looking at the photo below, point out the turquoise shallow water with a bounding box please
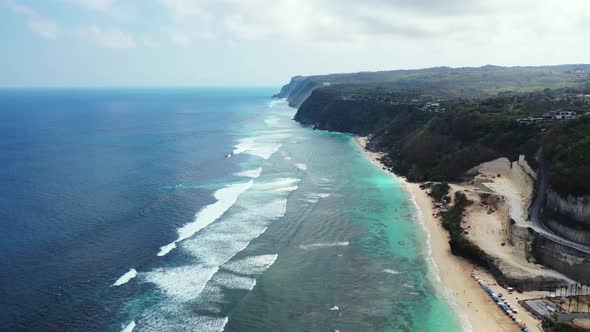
[216,102,464,331]
[0,88,462,331]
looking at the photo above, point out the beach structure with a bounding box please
[521,283,590,330]
[471,274,530,331]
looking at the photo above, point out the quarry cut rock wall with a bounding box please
[531,233,590,285]
[547,190,590,226]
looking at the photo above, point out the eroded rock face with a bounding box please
[489,257,568,291]
[532,234,590,285]
[547,190,590,226]
[510,156,536,221]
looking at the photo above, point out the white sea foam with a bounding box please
[157,242,176,257]
[112,268,138,287]
[274,186,299,193]
[121,321,136,332]
[254,177,300,191]
[199,316,228,332]
[223,254,279,275]
[383,269,401,275]
[140,175,292,328]
[295,163,307,171]
[204,316,229,332]
[148,199,286,302]
[137,312,228,332]
[233,133,290,160]
[216,272,257,290]
[304,192,331,203]
[299,241,349,250]
[284,156,292,160]
[234,167,262,178]
[267,98,287,108]
[264,116,281,127]
[157,180,253,257]
[145,265,220,302]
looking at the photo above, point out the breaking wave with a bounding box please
[232,133,291,160]
[131,173,295,330]
[295,163,307,171]
[234,167,262,178]
[121,321,136,332]
[222,254,279,275]
[299,242,349,250]
[112,269,137,287]
[264,116,281,127]
[157,180,253,257]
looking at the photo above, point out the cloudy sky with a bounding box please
[2,0,589,86]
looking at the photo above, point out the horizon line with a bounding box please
[0,85,280,89]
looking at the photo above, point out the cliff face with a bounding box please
[274,76,323,108]
[540,189,590,246]
[276,64,590,186]
[291,86,541,182]
[547,190,590,224]
[273,76,305,99]
[293,88,411,135]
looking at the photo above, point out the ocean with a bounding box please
[0,88,462,331]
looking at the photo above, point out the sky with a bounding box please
[1,0,590,87]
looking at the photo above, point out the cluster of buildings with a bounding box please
[419,101,446,113]
[554,93,590,105]
[517,110,579,124]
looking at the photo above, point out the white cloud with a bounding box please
[142,38,160,48]
[2,0,58,39]
[167,29,192,47]
[26,16,58,39]
[77,24,136,48]
[158,0,217,46]
[60,0,136,20]
[154,0,590,52]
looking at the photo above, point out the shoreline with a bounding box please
[353,136,540,332]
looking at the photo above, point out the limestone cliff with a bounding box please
[547,190,590,226]
[273,76,324,108]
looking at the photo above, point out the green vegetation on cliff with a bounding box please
[440,192,490,265]
[544,116,590,196]
[376,107,541,181]
[280,64,590,107]
[284,65,590,196]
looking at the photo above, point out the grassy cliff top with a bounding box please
[280,64,590,102]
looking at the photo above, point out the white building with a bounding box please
[554,110,577,119]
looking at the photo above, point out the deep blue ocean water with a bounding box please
[0,88,463,331]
